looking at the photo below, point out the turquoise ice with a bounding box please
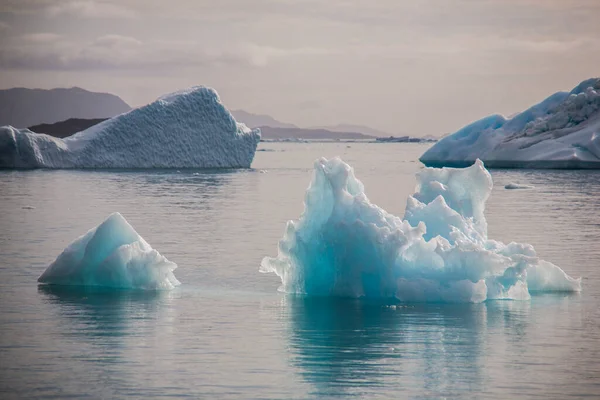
[260,158,581,302]
[38,213,180,290]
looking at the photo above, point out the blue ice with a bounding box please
[420,78,600,168]
[260,158,581,302]
[38,213,180,290]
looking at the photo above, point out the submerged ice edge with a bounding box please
[260,157,581,303]
[38,212,180,290]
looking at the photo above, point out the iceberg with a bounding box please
[260,158,581,302]
[0,86,260,169]
[38,212,180,290]
[420,78,600,169]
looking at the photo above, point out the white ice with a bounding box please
[420,78,600,169]
[260,158,581,302]
[0,86,260,169]
[38,213,180,290]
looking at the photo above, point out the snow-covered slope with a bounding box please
[260,158,580,302]
[0,86,260,169]
[420,78,600,169]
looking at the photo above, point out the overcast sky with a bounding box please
[0,0,598,136]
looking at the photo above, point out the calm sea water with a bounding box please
[1,142,599,399]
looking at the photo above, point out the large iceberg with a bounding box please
[420,78,600,169]
[38,213,180,290]
[260,158,581,302]
[0,86,260,169]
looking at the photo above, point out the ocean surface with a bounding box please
[1,142,599,399]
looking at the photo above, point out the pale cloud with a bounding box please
[0,21,10,31]
[20,33,63,43]
[91,34,142,48]
[230,44,333,67]
[0,0,135,17]
[0,0,599,135]
[0,33,330,71]
[318,34,598,61]
[0,28,594,74]
[45,1,136,19]
[414,35,599,56]
[489,37,597,53]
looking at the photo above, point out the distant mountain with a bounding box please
[312,123,393,138]
[232,110,393,138]
[231,110,297,129]
[0,87,131,128]
[421,134,439,141]
[29,118,108,138]
[258,126,373,140]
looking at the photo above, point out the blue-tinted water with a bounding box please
[1,142,599,399]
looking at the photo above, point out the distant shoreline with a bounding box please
[28,117,436,143]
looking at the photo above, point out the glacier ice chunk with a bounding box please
[260,158,581,302]
[420,77,600,169]
[0,86,260,169]
[38,213,180,290]
[504,182,534,190]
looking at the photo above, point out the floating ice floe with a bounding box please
[504,183,534,190]
[260,158,581,302]
[0,86,260,169]
[38,213,180,290]
[420,78,600,169]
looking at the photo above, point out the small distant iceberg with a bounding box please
[260,158,581,302]
[38,213,180,290]
[420,78,600,169]
[0,86,260,169]
[505,183,534,190]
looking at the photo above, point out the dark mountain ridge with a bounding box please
[28,118,108,138]
[0,87,131,128]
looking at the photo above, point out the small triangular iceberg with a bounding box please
[38,213,180,290]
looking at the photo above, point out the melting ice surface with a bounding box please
[260,158,581,302]
[0,86,260,169]
[38,213,180,290]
